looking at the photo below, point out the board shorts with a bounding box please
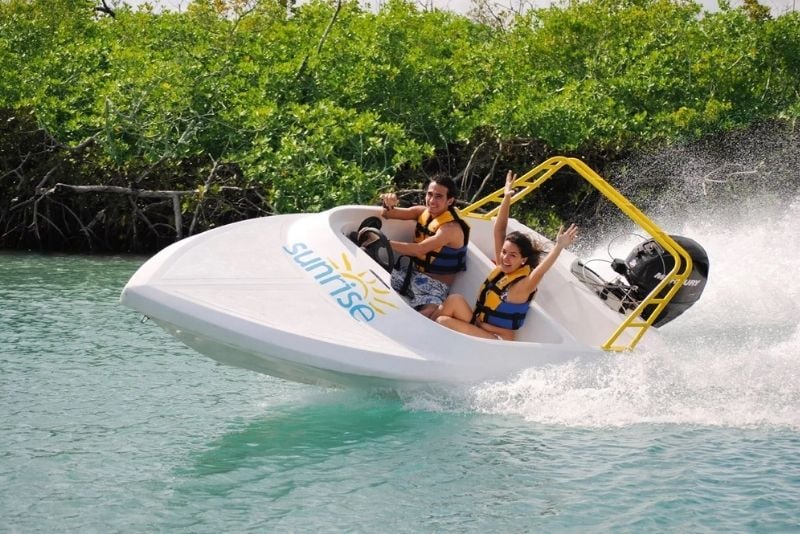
[390,267,450,309]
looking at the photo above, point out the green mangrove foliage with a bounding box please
[0,0,797,251]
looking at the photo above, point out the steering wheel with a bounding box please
[357,227,394,273]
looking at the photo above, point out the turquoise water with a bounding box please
[3,191,800,531]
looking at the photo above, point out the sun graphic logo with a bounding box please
[283,242,398,322]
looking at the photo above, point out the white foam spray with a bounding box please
[414,128,800,429]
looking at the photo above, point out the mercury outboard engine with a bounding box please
[595,235,709,327]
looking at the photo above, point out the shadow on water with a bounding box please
[167,390,564,527]
[178,392,444,478]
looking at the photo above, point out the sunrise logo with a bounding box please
[282,242,398,322]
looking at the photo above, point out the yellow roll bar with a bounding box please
[460,156,694,351]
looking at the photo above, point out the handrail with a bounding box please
[460,156,694,351]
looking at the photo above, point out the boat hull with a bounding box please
[121,206,647,388]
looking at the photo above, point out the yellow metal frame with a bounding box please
[460,156,694,351]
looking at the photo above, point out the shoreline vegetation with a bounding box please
[1,0,798,253]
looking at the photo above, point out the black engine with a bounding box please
[590,235,710,327]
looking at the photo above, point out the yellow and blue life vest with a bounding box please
[413,208,470,275]
[472,265,535,330]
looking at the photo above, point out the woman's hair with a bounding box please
[506,231,545,267]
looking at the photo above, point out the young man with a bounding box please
[379,175,470,318]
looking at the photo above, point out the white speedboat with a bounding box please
[120,157,709,388]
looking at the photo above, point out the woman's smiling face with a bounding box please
[499,240,526,273]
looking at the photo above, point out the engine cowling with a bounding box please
[610,235,709,327]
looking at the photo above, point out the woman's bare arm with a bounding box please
[511,224,579,299]
[493,170,516,263]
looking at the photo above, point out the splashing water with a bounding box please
[423,131,800,429]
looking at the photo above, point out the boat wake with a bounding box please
[403,141,800,430]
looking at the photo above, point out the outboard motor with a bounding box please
[595,235,709,327]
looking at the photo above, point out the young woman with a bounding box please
[433,170,578,341]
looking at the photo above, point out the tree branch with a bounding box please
[94,0,116,18]
[294,0,342,83]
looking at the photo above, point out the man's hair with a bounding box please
[429,174,459,200]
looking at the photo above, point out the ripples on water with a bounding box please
[2,156,800,531]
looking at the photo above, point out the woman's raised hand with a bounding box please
[504,170,517,198]
[555,223,579,248]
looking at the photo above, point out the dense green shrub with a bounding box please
[1,0,797,250]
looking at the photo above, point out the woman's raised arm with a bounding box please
[493,170,516,263]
